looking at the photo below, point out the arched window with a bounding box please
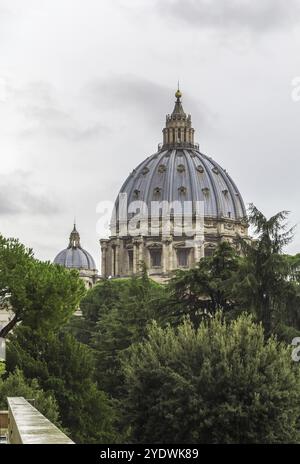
[128,250,133,271]
[150,249,162,267]
[177,248,189,267]
[205,246,216,257]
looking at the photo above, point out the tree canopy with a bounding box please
[0,234,85,338]
[7,326,118,444]
[122,314,300,444]
[79,273,165,396]
[1,204,300,444]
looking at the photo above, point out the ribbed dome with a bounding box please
[54,224,96,270]
[54,247,96,270]
[101,89,248,280]
[114,148,246,221]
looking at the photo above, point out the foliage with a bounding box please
[234,204,300,335]
[79,274,166,396]
[6,326,118,444]
[122,313,300,444]
[0,234,85,337]
[0,362,5,377]
[0,367,60,425]
[284,253,300,282]
[165,242,240,326]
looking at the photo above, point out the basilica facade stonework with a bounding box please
[100,89,248,280]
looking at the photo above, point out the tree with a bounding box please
[79,275,165,397]
[164,242,240,326]
[284,253,300,282]
[122,313,300,444]
[6,326,118,444]
[0,367,60,425]
[0,234,85,338]
[235,204,300,336]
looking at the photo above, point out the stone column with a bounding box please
[111,244,115,277]
[194,234,204,264]
[162,237,171,274]
[115,240,120,276]
[138,240,144,267]
[180,127,184,143]
[132,239,140,274]
[168,238,174,272]
[133,237,143,274]
[100,239,108,277]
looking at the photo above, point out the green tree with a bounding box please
[6,326,118,444]
[0,235,85,338]
[284,253,300,282]
[235,204,300,336]
[122,313,300,444]
[164,242,240,326]
[0,368,60,425]
[79,275,165,396]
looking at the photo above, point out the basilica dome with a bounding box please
[101,89,248,280]
[113,89,245,223]
[54,224,96,271]
[115,148,246,221]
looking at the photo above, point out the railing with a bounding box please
[6,397,74,444]
[158,142,199,151]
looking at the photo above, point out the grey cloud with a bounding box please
[14,81,107,141]
[0,170,60,216]
[156,0,300,34]
[0,5,13,25]
[85,74,214,131]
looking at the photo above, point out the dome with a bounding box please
[114,147,246,221]
[101,88,248,280]
[113,88,246,224]
[54,247,96,270]
[54,224,96,271]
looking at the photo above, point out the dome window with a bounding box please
[153,187,162,199]
[196,165,204,173]
[133,189,140,199]
[177,164,185,173]
[202,187,209,195]
[142,167,149,175]
[212,167,219,174]
[130,169,137,178]
[222,189,228,196]
[178,186,187,195]
[158,164,166,173]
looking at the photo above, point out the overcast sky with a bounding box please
[0,0,300,268]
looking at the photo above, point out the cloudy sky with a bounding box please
[0,0,300,267]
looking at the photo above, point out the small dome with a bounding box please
[54,247,96,270]
[54,224,96,271]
